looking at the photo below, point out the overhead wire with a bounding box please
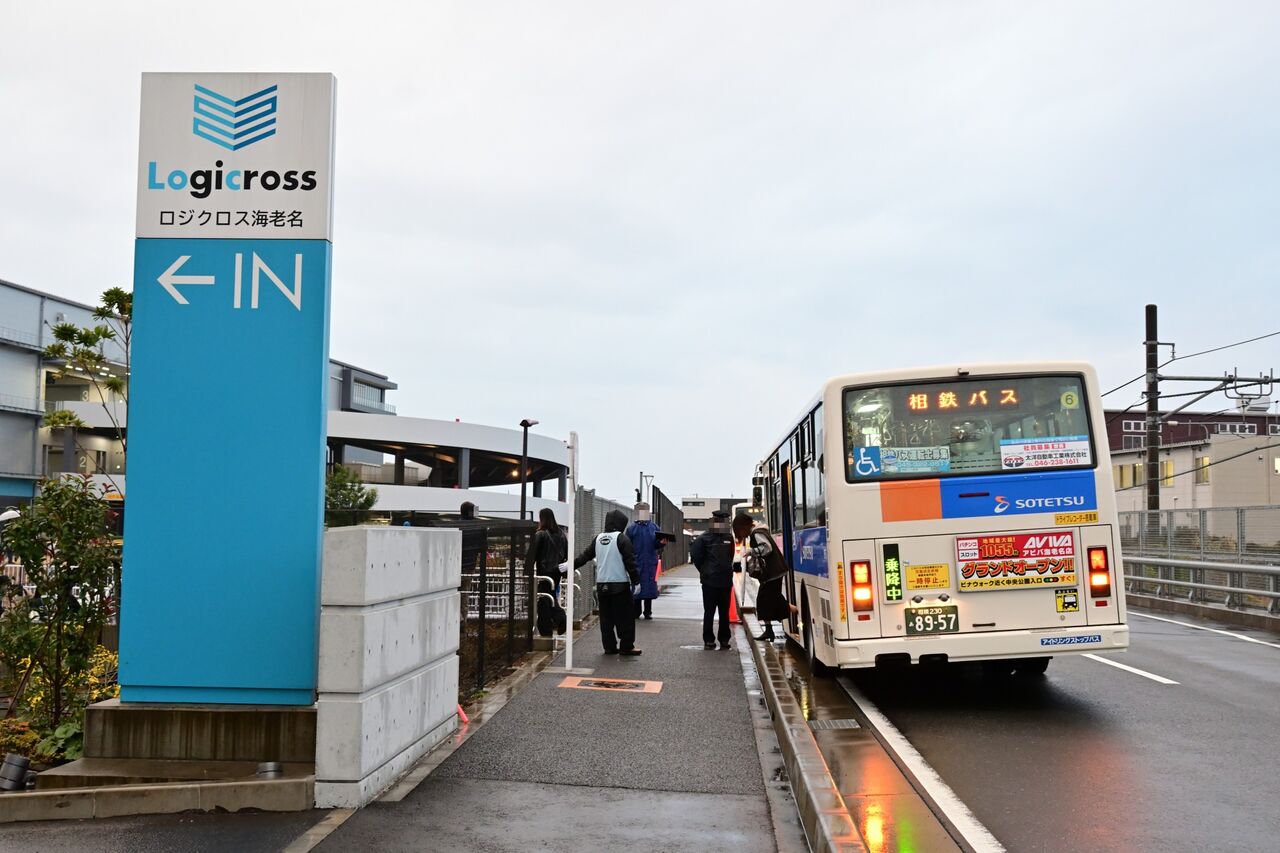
[1100,328,1280,398]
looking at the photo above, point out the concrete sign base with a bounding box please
[315,527,461,809]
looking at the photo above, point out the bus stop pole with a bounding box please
[565,431,579,671]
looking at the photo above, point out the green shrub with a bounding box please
[0,718,41,759]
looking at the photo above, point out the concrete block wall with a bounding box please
[315,526,461,809]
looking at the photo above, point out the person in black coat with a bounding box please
[526,508,568,636]
[733,513,794,642]
[690,510,737,650]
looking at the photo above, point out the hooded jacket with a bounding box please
[574,509,638,586]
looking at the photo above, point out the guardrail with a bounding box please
[1123,555,1280,614]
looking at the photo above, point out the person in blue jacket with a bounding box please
[626,502,665,620]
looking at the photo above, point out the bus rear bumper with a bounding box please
[830,624,1130,668]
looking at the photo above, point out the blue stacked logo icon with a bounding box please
[192,84,278,151]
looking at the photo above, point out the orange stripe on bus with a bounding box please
[880,480,942,522]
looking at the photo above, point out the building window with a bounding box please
[1134,463,1146,487]
[1194,457,1210,485]
[1115,465,1132,489]
[682,500,704,507]
[1216,422,1258,435]
[1122,435,1146,450]
[352,382,383,408]
[1122,420,1143,433]
[1269,424,1280,436]
[1160,460,1175,488]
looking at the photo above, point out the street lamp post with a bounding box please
[519,419,539,522]
[1167,420,1212,444]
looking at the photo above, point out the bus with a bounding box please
[757,362,1129,675]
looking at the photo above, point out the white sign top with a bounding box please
[137,73,335,241]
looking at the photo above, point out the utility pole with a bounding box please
[1145,304,1161,533]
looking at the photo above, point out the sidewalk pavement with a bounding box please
[317,565,783,853]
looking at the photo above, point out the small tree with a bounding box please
[42,288,131,488]
[1,477,118,728]
[326,465,378,511]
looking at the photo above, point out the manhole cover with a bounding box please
[808,719,861,731]
[558,676,662,694]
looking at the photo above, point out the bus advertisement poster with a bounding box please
[956,531,1078,592]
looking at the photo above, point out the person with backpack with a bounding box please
[691,510,737,650]
[526,508,569,637]
[574,509,641,655]
[732,513,795,642]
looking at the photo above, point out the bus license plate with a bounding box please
[905,605,959,636]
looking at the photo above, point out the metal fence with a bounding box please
[1119,507,1280,563]
[651,485,689,568]
[1120,508,1280,613]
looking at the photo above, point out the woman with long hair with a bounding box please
[527,508,569,636]
[732,513,795,642]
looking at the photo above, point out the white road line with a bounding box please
[840,677,1005,853]
[1082,653,1179,685]
[280,808,355,853]
[1131,611,1280,651]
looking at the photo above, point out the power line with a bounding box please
[1102,375,1144,398]
[1168,329,1280,364]
[1101,328,1279,398]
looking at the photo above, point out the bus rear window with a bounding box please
[843,375,1094,481]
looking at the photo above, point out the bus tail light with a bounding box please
[851,560,874,611]
[1087,547,1112,598]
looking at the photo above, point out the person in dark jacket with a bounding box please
[691,510,737,650]
[526,508,568,637]
[733,513,794,642]
[626,502,664,620]
[574,509,641,655]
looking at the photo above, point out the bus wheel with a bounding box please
[1015,657,1051,676]
[802,595,832,678]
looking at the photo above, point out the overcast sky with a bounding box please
[3,2,1278,504]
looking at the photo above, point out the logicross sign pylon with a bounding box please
[120,73,335,704]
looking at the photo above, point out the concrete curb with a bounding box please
[1128,594,1280,632]
[0,776,313,824]
[744,616,868,853]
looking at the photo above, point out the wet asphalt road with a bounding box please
[834,610,1280,853]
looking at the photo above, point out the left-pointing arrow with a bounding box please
[157,256,216,305]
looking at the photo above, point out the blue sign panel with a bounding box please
[119,238,331,704]
[939,471,1097,520]
[793,526,829,577]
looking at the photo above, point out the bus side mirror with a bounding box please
[752,485,763,506]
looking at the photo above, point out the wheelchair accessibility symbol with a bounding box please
[852,447,882,478]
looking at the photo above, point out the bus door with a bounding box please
[780,462,799,634]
